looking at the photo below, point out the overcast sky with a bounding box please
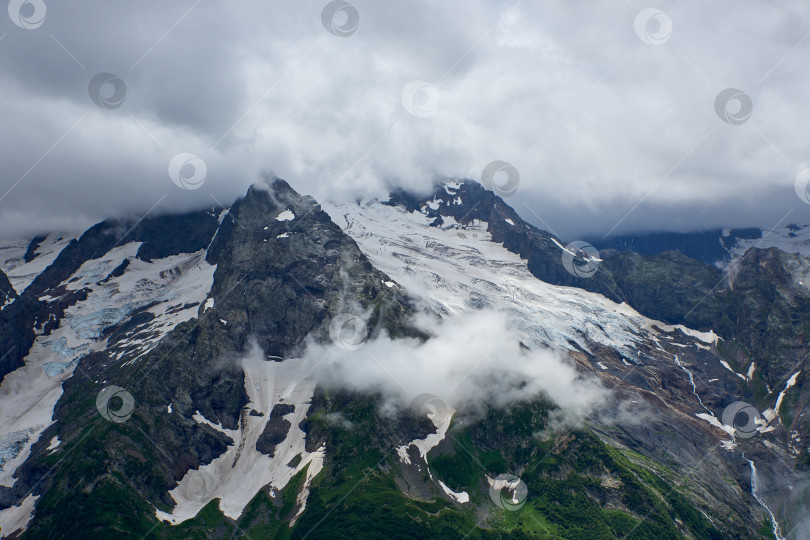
[1,0,809,240]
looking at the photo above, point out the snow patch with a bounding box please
[443,181,462,194]
[46,436,60,453]
[695,413,736,437]
[438,480,469,503]
[275,210,295,221]
[156,353,323,524]
[719,360,747,381]
[0,234,76,294]
[396,404,454,471]
[0,494,38,537]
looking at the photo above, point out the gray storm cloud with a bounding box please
[1,0,810,239]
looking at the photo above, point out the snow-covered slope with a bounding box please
[0,242,215,488]
[156,354,324,525]
[0,234,77,294]
[323,200,716,360]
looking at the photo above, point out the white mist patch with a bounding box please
[155,347,323,524]
[301,310,609,426]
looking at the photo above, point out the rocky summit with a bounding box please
[0,178,807,539]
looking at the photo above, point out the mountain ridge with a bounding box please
[0,177,806,538]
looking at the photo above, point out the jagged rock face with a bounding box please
[207,180,421,357]
[0,269,31,383]
[1,179,424,538]
[589,227,762,265]
[601,249,724,329]
[380,180,808,534]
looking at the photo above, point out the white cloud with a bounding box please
[299,310,609,426]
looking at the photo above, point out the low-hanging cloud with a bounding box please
[298,310,610,426]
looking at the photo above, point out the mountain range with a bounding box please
[0,177,807,539]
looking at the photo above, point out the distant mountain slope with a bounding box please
[590,224,810,266]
